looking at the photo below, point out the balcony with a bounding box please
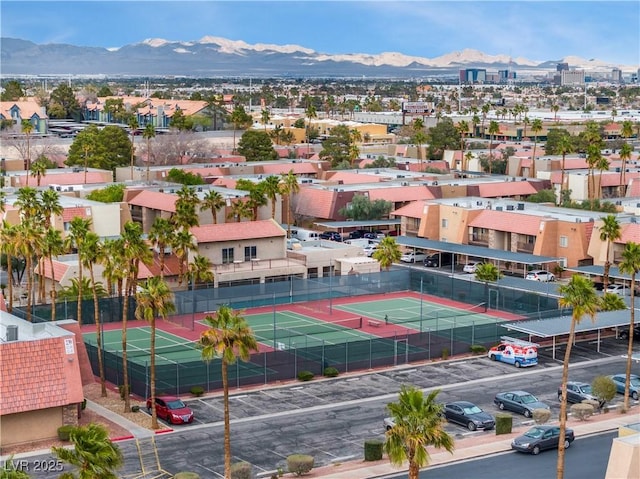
[516,242,534,253]
[469,234,489,246]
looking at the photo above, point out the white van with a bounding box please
[293,228,321,241]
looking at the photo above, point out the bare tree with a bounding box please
[140,130,210,165]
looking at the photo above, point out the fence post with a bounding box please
[369,338,372,370]
[451,318,455,355]
[345,341,348,373]
[471,321,475,346]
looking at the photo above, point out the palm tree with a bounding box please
[349,129,362,168]
[200,190,226,224]
[372,237,402,270]
[52,423,123,479]
[305,104,317,156]
[13,220,42,322]
[280,170,299,237]
[21,121,34,186]
[384,385,454,479]
[142,123,155,182]
[42,227,64,321]
[618,142,632,195]
[171,229,196,286]
[595,154,610,200]
[599,215,621,291]
[230,105,251,153]
[471,114,480,138]
[260,108,270,131]
[456,120,469,170]
[261,175,281,220]
[29,159,47,186]
[487,121,500,174]
[474,263,501,310]
[128,116,139,180]
[135,276,175,429]
[557,133,574,205]
[120,221,153,411]
[172,185,200,230]
[147,217,173,279]
[66,217,92,325]
[0,222,18,312]
[556,275,598,479]
[481,103,490,137]
[530,118,543,179]
[187,254,214,287]
[81,231,108,397]
[198,305,258,479]
[412,118,427,168]
[584,122,604,208]
[37,189,63,302]
[618,242,640,410]
[226,198,253,223]
[600,292,627,311]
[246,184,268,221]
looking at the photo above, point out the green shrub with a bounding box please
[287,454,314,476]
[230,461,252,479]
[592,376,616,406]
[323,367,339,378]
[81,398,87,410]
[190,386,205,397]
[118,384,131,400]
[364,439,383,461]
[131,405,140,412]
[57,425,75,441]
[173,473,201,479]
[441,348,450,360]
[532,408,551,425]
[297,371,314,382]
[571,403,594,421]
[495,413,512,435]
[469,345,487,355]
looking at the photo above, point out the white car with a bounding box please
[383,417,396,430]
[605,284,627,296]
[525,270,556,282]
[363,244,379,257]
[463,262,481,273]
[400,251,428,263]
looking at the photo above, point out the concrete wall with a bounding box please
[0,407,62,447]
[605,433,640,479]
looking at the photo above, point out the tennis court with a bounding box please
[336,297,500,333]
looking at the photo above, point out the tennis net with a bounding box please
[253,316,362,340]
[387,302,487,325]
[123,341,199,359]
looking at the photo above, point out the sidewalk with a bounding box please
[309,410,636,479]
[85,399,155,440]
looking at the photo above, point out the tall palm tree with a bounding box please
[226,199,253,223]
[101,238,125,298]
[618,242,640,410]
[66,217,92,325]
[37,189,63,302]
[13,220,43,322]
[481,103,490,137]
[384,385,454,479]
[456,120,469,170]
[595,154,610,200]
[599,215,621,291]
[187,254,214,287]
[261,175,281,220]
[372,237,402,271]
[29,159,47,186]
[52,423,123,479]
[349,129,362,168]
[530,118,543,179]
[172,185,200,230]
[142,123,156,182]
[198,305,258,479]
[120,221,152,411]
[0,222,18,312]
[471,114,480,138]
[557,133,574,205]
[487,121,500,174]
[618,142,632,195]
[245,183,268,221]
[200,189,226,224]
[42,227,64,321]
[584,122,604,208]
[280,170,299,238]
[128,116,139,180]
[305,104,317,156]
[171,229,196,286]
[556,275,598,479]
[474,263,501,310]
[230,105,251,153]
[260,108,270,131]
[21,121,34,186]
[147,217,173,279]
[135,276,175,429]
[463,151,473,172]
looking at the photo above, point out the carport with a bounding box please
[499,309,633,360]
[394,236,558,276]
[314,219,401,237]
[564,265,635,293]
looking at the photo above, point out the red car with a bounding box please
[146,395,194,424]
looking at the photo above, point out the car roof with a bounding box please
[528,270,547,274]
[447,401,476,408]
[156,394,180,401]
[566,381,590,386]
[502,390,532,396]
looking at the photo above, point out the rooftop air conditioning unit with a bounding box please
[506,205,515,210]
[6,325,18,342]
[517,203,525,210]
[575,218,582,223]
[495,206,503,211]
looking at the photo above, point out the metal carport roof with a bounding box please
[500,308,633,359]
[395,236,559,265]
[563,265,633,281]
[314,220,402,229]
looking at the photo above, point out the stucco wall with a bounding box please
[0,407,62,447]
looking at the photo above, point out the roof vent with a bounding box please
[6,325,18,342]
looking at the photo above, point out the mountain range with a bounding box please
[0,36,630,78]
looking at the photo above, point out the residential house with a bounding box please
[0,99,48,134]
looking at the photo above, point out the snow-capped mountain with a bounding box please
[0,36,630,77]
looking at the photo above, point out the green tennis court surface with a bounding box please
[336,297,501,332]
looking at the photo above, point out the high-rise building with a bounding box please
[459,69,487,84]
[557,62,569,72]
[561,70,585,86]
[612,68,622,83]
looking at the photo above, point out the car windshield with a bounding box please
[463,405,482,414]
[578,385,592,394]
[524,427,545,439]
[166,400,186,410]
[630,377,640,387]
[520,394,537,404]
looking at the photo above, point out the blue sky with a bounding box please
[2,1,639,66]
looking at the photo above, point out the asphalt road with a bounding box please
[16,343,638,478]
[379,431,617,479]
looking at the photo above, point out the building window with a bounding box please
[559,257,567,268]
[559,236,568,248]
[244,246,257,261]
[442,219,448,228]
[222,248,234,264]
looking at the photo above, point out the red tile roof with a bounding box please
[0,336,83,415]
[324,171,382,185]
[368,186,435,202]
[35,172,110,186]
[619,223,640,244]
[294,188,338,219]
[39,260,71,281]
[259,162,318,175]
[477,181,538,197]
[127,190,177,213]
[62,206,92,222]
[138,255,182,279]
[191,219,285,243]
[392,201,425,219]
[468,210,541,235]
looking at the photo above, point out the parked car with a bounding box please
[558,381,598,404]
[494,391,550,418]
[525,270,556,282]
[511,425,574,455]
[619,325,640,340]
[400,251,428,263]
[463,262,481,273]
[320,231,342,241]
[146,395,194,424]
[605,284,627,296]
[383,417,396,430]
[442,401,495,431]
[610,374,640,400]
[424,252,454,268]
[348,229,368,239]
[363,243,379,257]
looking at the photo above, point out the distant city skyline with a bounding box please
[2,1,639,67]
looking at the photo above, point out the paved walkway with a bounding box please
[85,399,154,439]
